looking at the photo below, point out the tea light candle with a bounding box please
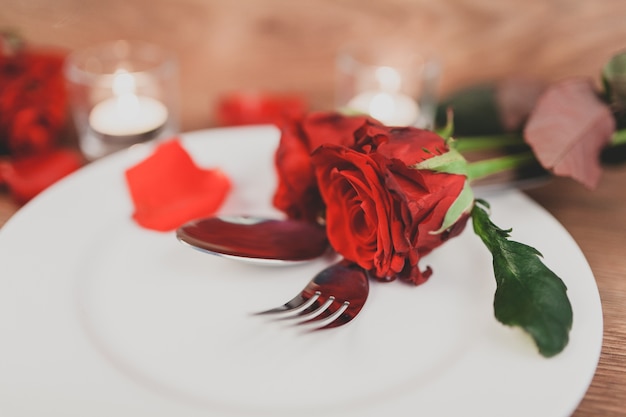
[347,90,419,126]
[345,65,419,126]
[88,70,168,139]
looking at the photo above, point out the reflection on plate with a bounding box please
[0,125,602,417]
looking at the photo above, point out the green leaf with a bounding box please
[471,200,573,357]
[602,49,626,128]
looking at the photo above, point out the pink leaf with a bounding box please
[524,77,615,189]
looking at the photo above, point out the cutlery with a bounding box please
[257,259,370,329]
[176,215,329,265]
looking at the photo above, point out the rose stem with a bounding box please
[454,134,525,152]
[452,127,626,182]
[466,151,537,181]
[456,126,626,151]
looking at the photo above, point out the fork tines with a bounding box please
[255,260,370,330]
[256,292,352,330]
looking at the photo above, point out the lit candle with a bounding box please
[345,65,420,126]
[89,70,168,139]
[347,90,419,126]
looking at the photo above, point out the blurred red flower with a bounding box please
[0,44,67,155]
[216,92,307,127]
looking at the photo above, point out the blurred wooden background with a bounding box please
[2,0,626,131]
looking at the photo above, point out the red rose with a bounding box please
[273,112,381,222]
[216,92,308,126]
[0,47,67,155]
[0,148,83,204]
[311,126,468,284]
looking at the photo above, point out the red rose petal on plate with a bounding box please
[125,139,232,232]
[0,148,83,204]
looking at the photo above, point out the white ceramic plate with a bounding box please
[0,126,602,417]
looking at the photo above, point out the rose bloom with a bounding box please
[273,112,378,222]
[309,116,468,284]
[0,48,67,155]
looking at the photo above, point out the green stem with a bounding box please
[467,151,537,181]
[458,127,626,150]
[451,125,626,181]
[455,134,525,152]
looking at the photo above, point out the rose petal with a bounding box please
[1,48,68,155]
[272,112,381,222]
[125,139,231,232]
[0,148,83,204]
[375,126,449,165]
[303,112,376,150]
[524,77,616,189]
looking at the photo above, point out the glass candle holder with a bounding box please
[65,40,179,160]
[336,41,440,128]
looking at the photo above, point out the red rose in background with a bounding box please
[311,126,468,284]
[0,46,67,155]
[273,112,381,222]
[216,92,308,127]
[0,149,83,204]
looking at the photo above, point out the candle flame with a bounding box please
[111,70,141,117]
[112,70,137,96]
[375,66,402,92]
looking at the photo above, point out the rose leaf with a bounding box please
[524,77,615,189]
[471,200,573,357]
[601,49,626,126]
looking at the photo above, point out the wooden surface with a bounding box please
[3,0,626,415]
[3,0,626,130]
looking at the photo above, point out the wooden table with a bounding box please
[1,165,625,416]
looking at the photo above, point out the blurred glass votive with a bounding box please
[336,41,440,128]
[65,40,179,160]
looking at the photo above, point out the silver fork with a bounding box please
[256,260,370,329]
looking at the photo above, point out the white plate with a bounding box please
[0,125,602,417]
